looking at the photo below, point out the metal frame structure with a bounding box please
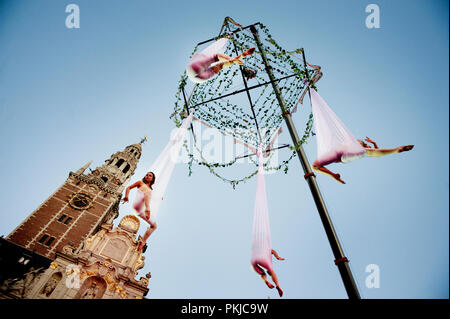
[182,19,361,299]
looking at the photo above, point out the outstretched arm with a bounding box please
[122,181,142,202]
[364,137,378,149]
[271,249,285,261]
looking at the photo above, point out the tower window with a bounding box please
[64,217,73,225]
[38,234,49,244]
[116,159,124,167]
[122,164,130,174]
[45,237,55,247]
[58,214,67,222]
[101,176,108,183]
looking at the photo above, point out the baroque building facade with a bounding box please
[0,141,151,299]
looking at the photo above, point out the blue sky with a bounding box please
[0,0,448,298]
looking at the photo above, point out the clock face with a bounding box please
[69,193,92,210]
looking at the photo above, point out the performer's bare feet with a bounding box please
[265,280,275,289]
[398,145,414,152]
[333,173,346,184]
[276,286,283,297]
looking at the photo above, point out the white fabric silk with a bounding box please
[144,109,195,224]
[310,88,365,164]
[250,144,273,269]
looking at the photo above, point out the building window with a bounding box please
[122,164,130,174]
[45,237,55,247]
[58,214,67,222]
[38,234,56,247]
[38,234,49,244]
[64,217,73,225]
[101,176,108,183]
[116,159,124,168]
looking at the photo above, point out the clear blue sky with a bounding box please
[0,0,448,298]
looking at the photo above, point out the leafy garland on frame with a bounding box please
[172,22,316,189]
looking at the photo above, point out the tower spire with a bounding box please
[75,161,92,174]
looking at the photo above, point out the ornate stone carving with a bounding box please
[119,215,140,233]
[81,281,100,299]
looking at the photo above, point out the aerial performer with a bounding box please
[122,171,157,251]
[251,145,285,297]
[186,36,256,83]
[310,88,414,184]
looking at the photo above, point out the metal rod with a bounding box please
[225,23,262,145]
[250,24,361,299]
[235,144,290,160]
[197,22,262,46]
[190,73,298,109]
[182,87,197,143]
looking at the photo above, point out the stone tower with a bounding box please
[5,142,143,260]
[0,141,148,298]
[3,215,150,299]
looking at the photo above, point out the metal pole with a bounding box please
[250,24,361,299]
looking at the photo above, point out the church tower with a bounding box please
[5,142,143,260]
[0,141,146,295]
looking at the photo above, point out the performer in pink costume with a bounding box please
[312,138,414,185]
[250,145,285,297]
[186,37,255,83]
[310,88,414,184]
[122,172,157,251]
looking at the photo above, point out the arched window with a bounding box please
[116,159,124,167]
[101,176,108,183]
[122,164,130,174]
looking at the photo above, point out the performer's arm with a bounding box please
[122,181,142,202]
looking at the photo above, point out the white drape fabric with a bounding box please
[250,144,273,272]
[199,37,228,58]
[310,88,365,164]
[134,109,195,225]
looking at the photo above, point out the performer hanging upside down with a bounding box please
[312,137,414,184]
[187,45,255,83]
[251,249,285,297]
[122,172,157,251]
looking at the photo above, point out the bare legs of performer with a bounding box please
[191,48,255,81]
[138,223,157,252]
[313,137,414,184]
[254,250,285,297]
[138,191,157,252]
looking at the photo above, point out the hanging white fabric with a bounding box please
[199,37,228,58]
[310,88,365,164]
[136,109,195,225]
[250,144,273,272]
